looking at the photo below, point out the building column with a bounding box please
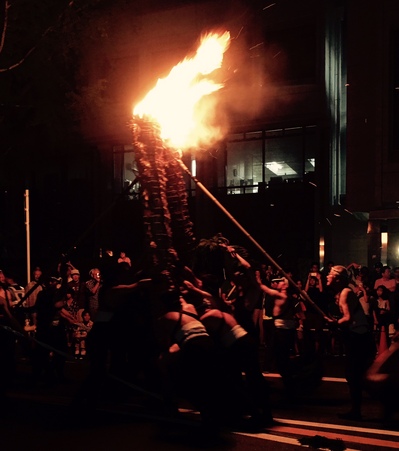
[367,219,381,267]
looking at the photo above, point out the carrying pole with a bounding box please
[175,156,326,317]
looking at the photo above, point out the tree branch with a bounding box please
[0,0,78,72]
[0,1,10,54]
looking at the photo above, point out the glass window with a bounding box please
[265,136,302,182]
[181,152,196,195]
[114,126,319,198]
[113,147,140,199]
[226,140,262,193]
[305,129,317,175]
[225,126,318,194]
[113,146,199,199]
[122,151,139,195]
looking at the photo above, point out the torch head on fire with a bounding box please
[133,30,231,151]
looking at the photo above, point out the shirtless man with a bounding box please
[157,291,221,431]
[181,278,274,428]
[256,273,301,394]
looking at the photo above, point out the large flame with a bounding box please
[133,31,230,149]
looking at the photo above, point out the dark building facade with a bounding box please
[80,0,399,276]
[2,0,399,280]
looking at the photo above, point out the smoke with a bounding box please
[212,38,290,138]
[185,35,292,150]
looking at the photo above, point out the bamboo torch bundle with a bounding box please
[131,118,174,270]
[163,147,196,263]
[131,117,196,274]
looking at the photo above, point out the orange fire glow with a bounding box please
[133,31,230,149]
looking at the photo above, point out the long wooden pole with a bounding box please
[175,157,326,317]
[24,189,31,284]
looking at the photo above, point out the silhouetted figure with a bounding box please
[32,276,68,386]
[156,290,223,434]
[0,281,27,404]
[190,294,274,428]
[325,265,376,421]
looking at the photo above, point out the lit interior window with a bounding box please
[381,232,388,265]
[265,161,296,176]
[191,159,196,177]
[319,236,325,263]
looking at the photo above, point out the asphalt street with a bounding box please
[2,343,399,451]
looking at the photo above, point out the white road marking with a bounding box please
[235,430,361,450]
[263,372,346,383]
[275,417,399,437]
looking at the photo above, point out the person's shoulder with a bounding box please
[340,287,353,298]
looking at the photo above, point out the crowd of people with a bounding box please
[1,239,399,432]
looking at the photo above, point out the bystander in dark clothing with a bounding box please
[304,274,327,355]
[85,268,102,319]
[326,265,376,421]
[32,276,68,386]
[257,275,298,395]
[373,285,392,351]
[0,282,27,404]
[68,269,87,310]
[231,268,262,341]
[198,301,273,428]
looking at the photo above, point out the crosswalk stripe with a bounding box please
[270,425,399,449]
[235,431,315,447]
[263,372,346,383]
[275,417,399,437]
[179,410,398,449]
[236,431,362,450]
